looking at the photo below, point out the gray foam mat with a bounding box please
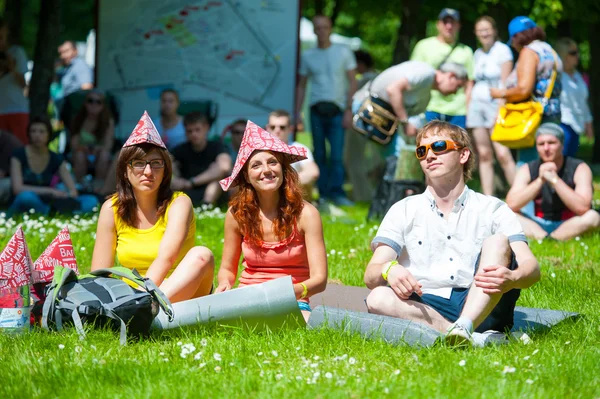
[308,284,579,347]
[152,276,305,331]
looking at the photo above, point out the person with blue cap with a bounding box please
[506,122,600,241]
[490,16,563,164]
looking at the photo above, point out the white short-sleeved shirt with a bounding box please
[371,186,526,299]
[299,43,357,110]
[354,61,436,117]
[291,141,314,172]
[560,71,593,134]
[472,41,513,102]
[59,57,93,98]
[0,45,29,114]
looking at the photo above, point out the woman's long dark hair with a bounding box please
[71,92,113,141]
[113,144,173,227]
[26,116,54,146]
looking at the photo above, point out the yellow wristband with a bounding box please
[300,282,309,299]
[382,260,398,281]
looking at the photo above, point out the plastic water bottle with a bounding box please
[0,285,31,335]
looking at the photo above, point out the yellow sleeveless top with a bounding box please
[112,192,196,277]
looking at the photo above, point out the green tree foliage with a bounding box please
[2,0,95,59]
[301,0,574,68]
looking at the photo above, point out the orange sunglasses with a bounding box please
[415,140,463,159]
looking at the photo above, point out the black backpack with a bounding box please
[41,266,174,345]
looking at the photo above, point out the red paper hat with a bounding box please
[0,227,32,291]
[219,120,307,191]
[122,111,167,149]
[32,226,79,284]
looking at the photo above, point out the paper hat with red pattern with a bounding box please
[219,120,307,191]
[122,111,167,149]
[32,226,79,284]
[0,226,33,291]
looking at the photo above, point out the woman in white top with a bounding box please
[157,89,186,151]
[555,37,593,157]
[467,16,515,196]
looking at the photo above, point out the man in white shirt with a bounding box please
[57,40,93,98]
[296,15,357,206]
[266,109,319,201]
[364,121,540,346]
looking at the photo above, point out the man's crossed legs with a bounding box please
[517,210,600,241]
[366,234,520,346]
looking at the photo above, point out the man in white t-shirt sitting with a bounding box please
[266,109,319,201]
[364,121,540,346]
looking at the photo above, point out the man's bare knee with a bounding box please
[583,210,600,230]
[479,234,511,270]
[482,234,509,251]
[366,286,394,314]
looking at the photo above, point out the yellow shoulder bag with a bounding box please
[491,52,558,149]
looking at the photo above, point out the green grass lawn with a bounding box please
[0,201,599,398]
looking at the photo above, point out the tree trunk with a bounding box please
[391,0,425,66]
[590,23,600,164]
[314,0,325,15]
[3,0,23,45]
[29,0,61,119]
[460,17,476,50]
[556,20,572,39]
[330,0,343,25]
[486,4,510,42]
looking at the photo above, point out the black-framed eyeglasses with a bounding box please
[231,129,245,135]
[568,50,579,56]
[129,159,165,170]
[87,98,103,105]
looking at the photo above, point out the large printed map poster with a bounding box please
[97,0,299,136]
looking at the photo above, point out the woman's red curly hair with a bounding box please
[229,151,304,246]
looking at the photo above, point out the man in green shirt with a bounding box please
[411,8,474,128]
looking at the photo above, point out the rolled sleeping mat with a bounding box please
[308,306,581,348]
[152,276,305,331]
[307,306,440,347]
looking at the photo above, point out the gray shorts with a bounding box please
[467,99,500,129]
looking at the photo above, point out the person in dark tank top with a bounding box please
[506,123,600,240]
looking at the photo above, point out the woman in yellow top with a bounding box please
[91,112,214,302]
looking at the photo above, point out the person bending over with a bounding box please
[216,121,327,321]
[91,112,214,303]
[506,123,600,241]
[364,121,540,346]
